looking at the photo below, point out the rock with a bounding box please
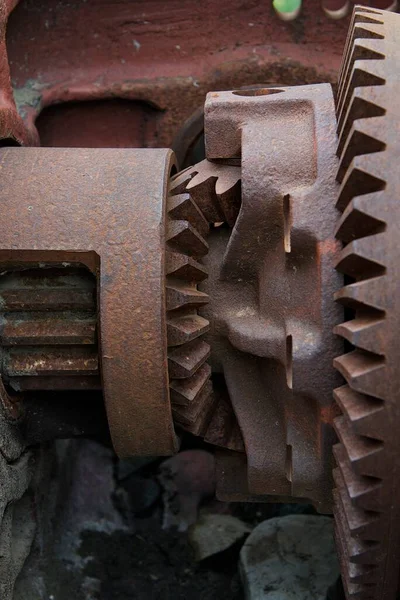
[54,439,126,566]
[189,513,251,561]
[158,450,215,531]
[240,514,339,600]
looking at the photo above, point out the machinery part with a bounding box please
[166,180,214,437]
[0,3,398,598]
[332,6,400,600]
[0,147,213,457]
[0,266,99,392]
[193,83,343,512]
[0,148,205,455]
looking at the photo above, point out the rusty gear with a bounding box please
[332,6,400,600]
[165,181,213,436]
[0,4,399,599]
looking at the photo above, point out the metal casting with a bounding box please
[332,7,400,599]
[0,2,398,599]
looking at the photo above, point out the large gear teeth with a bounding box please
[167,313,209,346]
[168,339,210,379]
[334,350,385,400]
[169,159,241,226]
[167,219,209,257]
[334,276,386,311]
[167,158,242,437]
[337,118,386,182]
[166,180,215,436]
[334,387,385,446]
[336,155,385,212]
[166,251,208,282]
[334,313,385,356]
[334,193,386,243]
[332,6,400,599]
[334,235,385,279]
[337,88,386,156]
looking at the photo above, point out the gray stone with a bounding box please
[240,514,339,600]
[189,513,252,561]
[53,439,126,566]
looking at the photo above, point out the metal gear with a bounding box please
[165,178,213,436]
[0,5,399,598]
[167,159,241,436]
[332,6,400,600]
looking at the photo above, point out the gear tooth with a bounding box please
[168,339,210,379]
[166,282,209,311]
[172,381,215,435]
[337,61,385,128]
[337,88,386,156]
[334,193,386,244]
[336,155,386,212]
[166,251,208,282]
[170,363,211,406]
[334,442,383,510]
[334,532,378,600]
[167,193,209,238]
[337,119,386,184]
[186,159,241,226]
[169,166,197,196]
[334,314,385,356]
[338,38,384,111]
[335,234,385,278]
[166,169,215,437]
[347,561,380,585]
[167,219,209,257]
[334,276,386,311]
[335,507,379,586]
[214,178,241,227]
[333,480,383,542]
[167,313,209,347]
[333,350,386,400]
[334,414,384,478]
[338,5,384,90]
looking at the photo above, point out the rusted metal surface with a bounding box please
[0,267,99,391]
[332,7,400,600]
[4,0,351,156]
[0,0,34,145]
[0,147,178,456]
[166,178,215,437]
[187,83,344,512]
[0,3,398,596]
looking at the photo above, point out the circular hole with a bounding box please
[232,88,284,97]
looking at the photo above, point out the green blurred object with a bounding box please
[273,0,302,18]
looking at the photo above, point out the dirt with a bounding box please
[79,511,243,600]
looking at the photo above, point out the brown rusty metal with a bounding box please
[193,83,343,512]
[0,147,179,456]
[0,4,398,596]
[0,267,98,391]
[4,0,350,156]
[0,1,35,145]
[332,7,400,600]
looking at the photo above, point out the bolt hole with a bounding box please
[283,194,291,253]
[286,335,293,389]
[232,88,284,97]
